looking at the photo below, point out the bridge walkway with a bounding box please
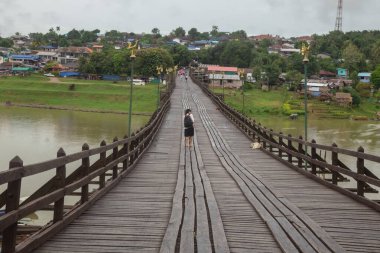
[188,78,380,252]
[33,77,380,252]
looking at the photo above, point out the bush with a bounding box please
[69,84,76,91]
[356,82,372,98]
[243,82,253,90]
[343,87,361,106]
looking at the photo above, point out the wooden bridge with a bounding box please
[1,74,380,252]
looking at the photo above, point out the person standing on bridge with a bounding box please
[184,109,194,148]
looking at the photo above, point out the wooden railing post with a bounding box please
[288,134,293,163]
[257,123,262,144]
[331,143,338,185]
[263,126,267,149]
[54,148,66,223]
[357,146,365,197]
[131,133,136,165]
[311,140,317,175]
[113,137,119,179]
[81,143,89,204]
[279,132,283,158]
[269,129,273,152]
[298,136,303,168]
[123,134,129,171]
[99,140,106,189]
[2,156,23,253]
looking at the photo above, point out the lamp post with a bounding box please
[127,40,138,137]
[239,70,245,115]
[222,72,225,101]
[301,43,310,170]
[156,65,163,109]
[166,67,173,93]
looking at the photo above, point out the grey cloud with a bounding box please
[1,0,380,37]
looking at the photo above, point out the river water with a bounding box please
[0,106,150,225]
[254,116,380,156]
[0,107,379,224]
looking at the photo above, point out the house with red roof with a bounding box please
[207,65,242,88]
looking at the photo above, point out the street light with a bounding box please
[166,67,173,93]
[301,43,310,170]
[127,40,139,137]
[239,69,245,115]
[221,72,225,101]
[156,65,163,109]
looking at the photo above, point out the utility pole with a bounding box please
[335,0,343,32]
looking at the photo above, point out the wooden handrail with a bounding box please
[0,76,176,253]
[190,72,380,211]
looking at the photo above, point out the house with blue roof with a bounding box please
[358,72,371,83]
[9,55,41,67]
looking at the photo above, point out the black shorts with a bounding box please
[184,127,194,137]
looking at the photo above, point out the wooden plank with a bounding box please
[159,138,185,253]
[190,145,212,252]
[193,134,230,253]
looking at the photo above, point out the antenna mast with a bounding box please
[335,0,343,31]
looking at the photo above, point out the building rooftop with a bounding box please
[207,66,238,72]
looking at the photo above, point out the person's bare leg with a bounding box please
[189,136,193,147]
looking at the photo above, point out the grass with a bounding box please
[211,86,380,120]
[0,74,163,114]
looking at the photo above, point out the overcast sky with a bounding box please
[0,0,379,38]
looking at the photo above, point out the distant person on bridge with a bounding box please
[184,109,194,148]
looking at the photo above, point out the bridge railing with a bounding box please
[0,77,176,253]
[191,72,380,211]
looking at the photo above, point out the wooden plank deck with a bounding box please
[33,84,184,253]
[187,78,380,252]
[33,77,380,253]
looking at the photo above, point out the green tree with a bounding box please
[172,27,186,38]
[166,44,194,66]
[286,70,303,90]
[230,30,247,40]
[135,48,174,77]
[44,27,59,46]
[188,28,201,41]
[0,37,14,48]
[210,25,219,37]
[371,65,380,90]
[356,82,372,98]
[342,42,365,73]
[151,28,160,35]
[343,87,361,106]
[104,30,124,43]
[370,41,380,67]
[318,57,336,72]
[264,63,281,86]
[219,41,253,67]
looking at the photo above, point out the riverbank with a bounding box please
[212,87,379,120]
[0,75,164,114]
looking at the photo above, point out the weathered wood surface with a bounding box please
[160,86,229,253]
[32,77,380,253]
[187,78,380,252]
[32,84,183,253]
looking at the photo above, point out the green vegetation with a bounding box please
[0,75,163,114]
[212,86,379,120]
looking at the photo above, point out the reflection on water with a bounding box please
[0,106,149,200]
[254,116,380,156]
[0,106,149,169]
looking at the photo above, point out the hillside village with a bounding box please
[0,27,380,111]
